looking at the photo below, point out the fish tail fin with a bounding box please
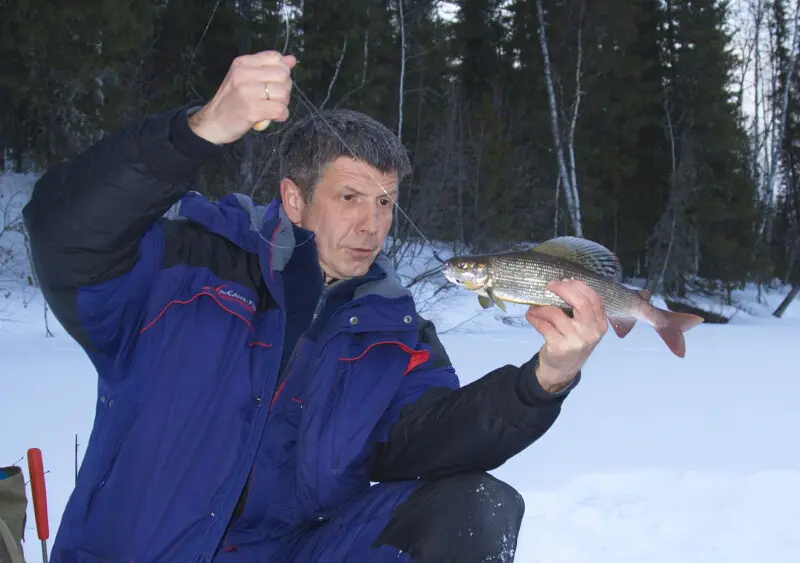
[652,309,705,358]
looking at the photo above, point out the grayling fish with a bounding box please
[442,236,704,357]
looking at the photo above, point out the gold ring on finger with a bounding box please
[265,82,271,100]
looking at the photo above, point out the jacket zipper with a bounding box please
[270,280,338,406]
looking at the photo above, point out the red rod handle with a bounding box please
[27,448,50,541]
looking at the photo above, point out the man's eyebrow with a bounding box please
[340,185,399,197]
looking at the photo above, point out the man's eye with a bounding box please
[343,194,356,202]
[379,198,392,206]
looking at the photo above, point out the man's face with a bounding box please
[281,157,397,280]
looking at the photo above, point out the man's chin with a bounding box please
[338,252,377,278]
[344,263,372,278]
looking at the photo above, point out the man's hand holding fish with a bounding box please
[526,279,609,393]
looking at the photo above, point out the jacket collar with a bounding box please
[168,191,410,302]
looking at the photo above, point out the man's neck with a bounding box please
[321,267,338,287]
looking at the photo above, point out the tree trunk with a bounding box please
[773,284,800,317]
[536,0,582,237]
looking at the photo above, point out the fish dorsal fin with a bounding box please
[531,236,623,281]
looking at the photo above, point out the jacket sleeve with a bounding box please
[368,316,580,482]
[22,104,221,368]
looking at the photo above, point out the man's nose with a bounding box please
[359,205,380,234]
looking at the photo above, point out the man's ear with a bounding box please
[280,178,304,225]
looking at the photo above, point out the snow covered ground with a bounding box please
[2,171,799,562]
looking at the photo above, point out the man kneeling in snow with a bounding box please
[23,50,606,562]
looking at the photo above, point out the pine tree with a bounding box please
[647,0,761,299]
[567,0,668,274]
[0,0,155,167]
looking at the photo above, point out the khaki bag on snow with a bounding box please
[0,466,26,563]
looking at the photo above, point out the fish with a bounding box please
[442,236,705,358]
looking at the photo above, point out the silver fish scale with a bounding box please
[486,251,640,318]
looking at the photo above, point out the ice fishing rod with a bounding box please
[26,448,50,563]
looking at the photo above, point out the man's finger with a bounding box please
[263,81,292,105]
[234,64,292,88]
[282,54,298,68]
[526,305,573,339]
[257,100,291,123]
[548,280,600,331]
[237,50,288,67]
[244,76,292,104]
[547,281,589,320]
[525,308,562,341]
[239,89,291,123]
[566,279,607,333]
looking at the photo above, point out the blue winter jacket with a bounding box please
[22,105,579,562]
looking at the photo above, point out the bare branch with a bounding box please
[566,0,585,222]
[320,34,349,110]
[398,0,406,143]
[536,0,583,236]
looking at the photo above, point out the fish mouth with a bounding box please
[443,267,484,290]
[442,266,466,285]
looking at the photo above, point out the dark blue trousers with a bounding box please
[217,471,525,563]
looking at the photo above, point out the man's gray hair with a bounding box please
[278,109,413,201]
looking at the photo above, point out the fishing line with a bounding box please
[187,1,447,265]
[184,0,222,102]
[287,84,447,265]
[240,3,325,252]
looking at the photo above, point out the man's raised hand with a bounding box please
[189,51,297,145]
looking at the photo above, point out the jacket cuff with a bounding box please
[169,104,223,161]
[515,354,580,405]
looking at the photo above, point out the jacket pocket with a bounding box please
[330,339,415,474]
[140,283,257,335]
[296,333,418,520]
[81,395,139,531]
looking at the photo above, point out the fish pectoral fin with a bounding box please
[486,288,506,312]
[637,289,653,302]
[530,236,623,281]
[477,295,495,309]
[609,316,636,338]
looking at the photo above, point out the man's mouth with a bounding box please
[348,248,374,256]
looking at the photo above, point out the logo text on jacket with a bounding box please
[206,285,257,312]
